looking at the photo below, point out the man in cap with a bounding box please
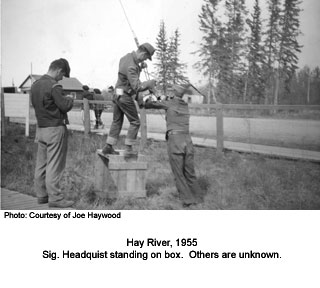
[142,84,204,207]
[101,42,157,156]
[31,58,74,208]
[82,85,94,109]
[93,88,104,129]
[107,85,114,95]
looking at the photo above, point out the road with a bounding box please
[67,110,320,149]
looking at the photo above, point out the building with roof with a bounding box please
[182,94,204,104]
[182,85,204,104]
[19,74,84,99]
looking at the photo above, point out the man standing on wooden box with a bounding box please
[31,58,74,208]
[142,84,204,207]
[101,42,157,157]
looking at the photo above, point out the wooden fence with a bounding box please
[76,99,320,155]
[189,103,320,154]
[2,94,319,160]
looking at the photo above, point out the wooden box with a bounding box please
[94,150,147,199]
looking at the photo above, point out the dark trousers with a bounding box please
[167,134,203,204]
[107,94,140,146]
[94,109,103,126]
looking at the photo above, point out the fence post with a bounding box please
[140,108,147,149]
[25,94,30,137]
[216,103,224,154]
[83,98,91,135]
[1,89,5,137]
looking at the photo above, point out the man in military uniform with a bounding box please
[143,84,204,207]
[101,42,157,156]
[93,88,104,129]
[82,85,94,109]
[31,58,74,208]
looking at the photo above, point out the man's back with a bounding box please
[93,92,105,110]
[165,97,190,132]
[31,75,56,111]
[31,75,73,127]
[144,97,190,132]
[116,52,141,94]
[83,90,93,100]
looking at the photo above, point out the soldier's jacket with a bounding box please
[93,92,105,110]
[82,90,93,101]
[144,97,192,154]
[115,51,142,96]
[82,90,94,109]
[144,97,190,132]
[31,75,73,127]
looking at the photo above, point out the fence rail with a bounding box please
[74,99,320,110]
[76,99,320,155]
[2,95,319,157]
[2,95,319,160]
[188,103,320,110]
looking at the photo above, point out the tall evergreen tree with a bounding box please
[155,20,169,95]
[277,0,303,99]
[263,0,282,104]
[193,0,221,103]
[167,29,188,85]
[222,0,248,103]
[245,0,265,104]
[155,21,188,94]
[194,0,249,103]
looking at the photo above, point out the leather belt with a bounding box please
[167,130,188,135]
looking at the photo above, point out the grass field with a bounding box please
[1,122,320,209]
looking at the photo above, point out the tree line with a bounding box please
[154,0,320,105]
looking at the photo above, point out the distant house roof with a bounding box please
[183,94,204,104]
[19,74,83,91]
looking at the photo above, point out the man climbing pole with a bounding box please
[101,42,157,157]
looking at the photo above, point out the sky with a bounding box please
[1,0,320,90]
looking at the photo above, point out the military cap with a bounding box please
[171,83,192,97]
[139,43,156,60]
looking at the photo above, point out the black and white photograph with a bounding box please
[1,0,319,287]
[1,0,319,210]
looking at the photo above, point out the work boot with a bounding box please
[37,196,48,204]
[102,144,119,155]
[48,199,74,208]
[124,145,138,158]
